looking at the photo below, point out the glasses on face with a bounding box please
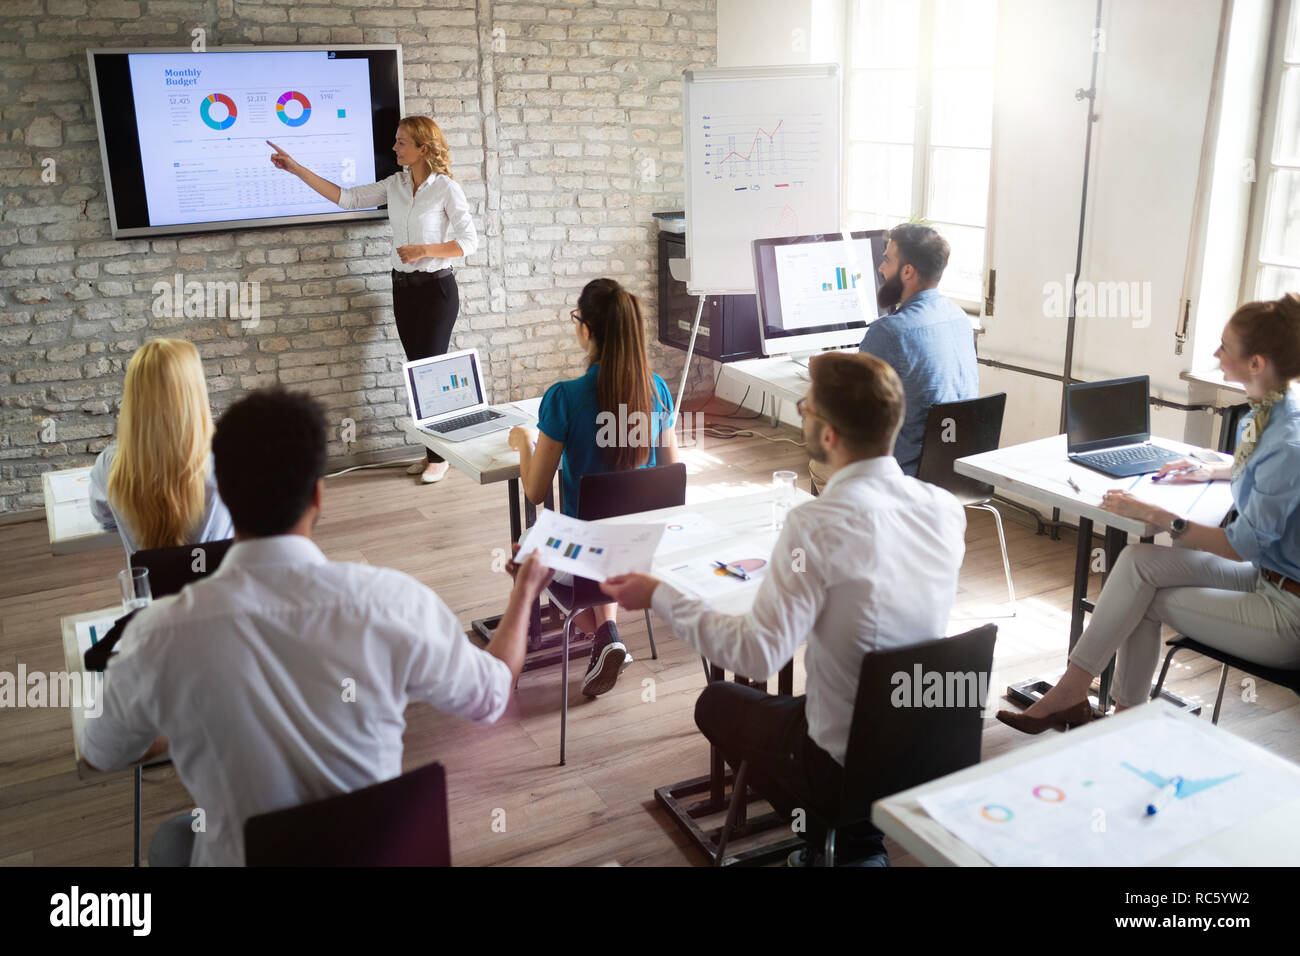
[796,396,826,425]
[570,309,581,323]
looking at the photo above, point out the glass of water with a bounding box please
[771,470,798,530]
[119,566,152,613]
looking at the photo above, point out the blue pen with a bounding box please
[713,560,749,581]
[1146,775,1183,815]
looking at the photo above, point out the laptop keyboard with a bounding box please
[427,409,501,433]
[1079,445,1181,468]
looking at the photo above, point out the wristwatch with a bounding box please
[1169,516,1189,539]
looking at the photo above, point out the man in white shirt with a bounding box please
[602,352,967,865]
[80,388,552,866]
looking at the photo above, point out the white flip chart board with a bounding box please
[682,64,842,295]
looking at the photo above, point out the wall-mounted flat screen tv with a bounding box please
[87,45,404,238]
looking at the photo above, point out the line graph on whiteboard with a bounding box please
[701,112,827,183]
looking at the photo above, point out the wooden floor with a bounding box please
[2,414,1298,867]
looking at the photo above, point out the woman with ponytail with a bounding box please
[509,277,679,697]
[90,339,233,555]
[998,294,1300,734]
[268,116,477,485]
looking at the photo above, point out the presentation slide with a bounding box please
[409,354,481,420]
[126,51,379,227]
[770,236,878,330]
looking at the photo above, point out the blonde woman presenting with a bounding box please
[268,116,478,485]
[90,339,233,555]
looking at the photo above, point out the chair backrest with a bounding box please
[838,624,997,825]
[914,394,1006,505]
[129,538,234,598]
[244,761,451,866]
[577,462,687,521]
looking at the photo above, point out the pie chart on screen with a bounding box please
[199,93,237,130]
[276,90,311,127]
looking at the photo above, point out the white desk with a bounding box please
[722,317,984,427]
[872,700,1300,866]
[400,397,541,487]
[721,354,819,425]
[61,605,167,866]
[42,467,118,555]
[955,434,1233,709]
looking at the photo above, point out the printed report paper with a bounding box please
[516,509,664,581]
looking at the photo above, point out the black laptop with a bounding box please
[1065,376,1183,478]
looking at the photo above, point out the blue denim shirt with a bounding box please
[1226,388,1300,580]
[860,288,978,475]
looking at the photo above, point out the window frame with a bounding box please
[1240,0,1299,305]
[839,0,995,314]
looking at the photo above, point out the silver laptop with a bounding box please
[403,348,528,442]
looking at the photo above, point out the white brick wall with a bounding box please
[0,0,719,514]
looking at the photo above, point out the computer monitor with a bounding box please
[752,230,889,357]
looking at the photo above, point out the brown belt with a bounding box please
[1262,569,1300,597]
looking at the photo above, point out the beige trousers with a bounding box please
[1068,542,1300,706]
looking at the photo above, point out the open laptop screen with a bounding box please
[408,352,483,421]
[1066,376,1151,453]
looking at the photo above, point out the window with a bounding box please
[1245,0,1300,301]
[842,0,996,308]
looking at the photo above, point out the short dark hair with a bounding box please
[809,351,905,456]
[888,223,950,284]
[212,388,328,536]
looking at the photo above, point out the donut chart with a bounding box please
[199,93,237,130]
[276,90,311,127]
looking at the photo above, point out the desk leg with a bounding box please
[1068,516,1094,652]
[769,394,779,428]
[133,764,141,867]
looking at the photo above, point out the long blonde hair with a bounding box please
[107,339,214,549]
[398,115,453,179]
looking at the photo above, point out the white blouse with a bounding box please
[337,170,478,273]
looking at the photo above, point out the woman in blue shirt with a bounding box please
[509,277,678,697]
[999,295,1300,733]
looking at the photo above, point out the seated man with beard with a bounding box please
[809,223,978,491]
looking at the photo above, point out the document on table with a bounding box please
[917,710,1299,866]
[1124,476,1234,526]
[653,511,735,557]
[74,614,124,661]
[516,509,664,581]
[659,533,776,600]
[48,469,92,504]
[53,498,106,540]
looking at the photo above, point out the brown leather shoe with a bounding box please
[995,700,1094,735]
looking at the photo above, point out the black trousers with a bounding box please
[392,269,460,463]
[694,681,885,859]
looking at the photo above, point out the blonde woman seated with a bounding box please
[90,339,234,555]
[998,296,1300,733]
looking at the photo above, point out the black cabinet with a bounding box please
[656,232,763,363]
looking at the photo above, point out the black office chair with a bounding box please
[547,462,688,765]
[84,538,235,672]
[130,538,234,598]
[244,761,451,866]
[1152,636,1300,725]
[716,623,997,866]
[915,394,1015,612]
